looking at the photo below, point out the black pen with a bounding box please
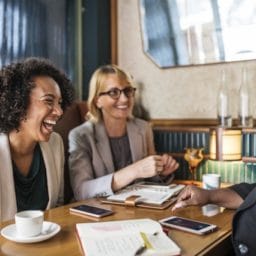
[134,245,146,255]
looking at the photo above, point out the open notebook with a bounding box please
[101,183,185,209]
[76,218,181,256]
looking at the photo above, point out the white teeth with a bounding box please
[117,105,128,109]
[44,120,56,125]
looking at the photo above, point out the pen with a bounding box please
[134,245,146,255]
[135,231,158,255]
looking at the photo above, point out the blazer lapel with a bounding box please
[0,134,17,221]
[39,141,57,208]
[127,120,144,162]
[95,122,115,172]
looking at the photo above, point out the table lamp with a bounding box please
[209,127,242,161]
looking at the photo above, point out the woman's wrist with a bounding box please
[112,164,138,191]
[129,161,141,180]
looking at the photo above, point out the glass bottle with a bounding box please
[217,70,232,127]
[239,68,253,127]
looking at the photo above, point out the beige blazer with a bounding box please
[0,132,64,222]
[68,118,156,200]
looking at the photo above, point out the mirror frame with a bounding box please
[139,0,256,68]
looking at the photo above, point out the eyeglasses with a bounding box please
[99,86,136,100]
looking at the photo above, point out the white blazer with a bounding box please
[0,132,64,221]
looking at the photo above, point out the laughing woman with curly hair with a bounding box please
[0,57,74,221]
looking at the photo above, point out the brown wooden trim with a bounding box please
[151,118,256,128]
[110,0,118,64]
[152,122,256,133]
[242,127,256,133]
[242,157,256,163]
[151,119,219,127]
[153,126,210,132]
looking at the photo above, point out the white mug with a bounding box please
[202,174,221,190]
[202,174,221,217]
[15,210,44,237]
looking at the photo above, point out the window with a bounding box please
[0,0,77,85]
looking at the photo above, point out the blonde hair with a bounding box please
[87,65,135,122]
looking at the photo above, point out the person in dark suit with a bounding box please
[172,183,256,256]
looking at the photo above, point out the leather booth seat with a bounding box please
[54,101,88,203]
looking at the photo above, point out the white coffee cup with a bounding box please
[202,174,221,217]
[15,210,44,237]
[202,174,221,190]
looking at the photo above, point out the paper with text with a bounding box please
[76,218,181,256]
[107,184,185,205]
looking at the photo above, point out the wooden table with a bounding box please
[0,199,234,256]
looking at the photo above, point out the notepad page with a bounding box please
[107,184,185,205]
[76,219,160,256]
[79,232,143,256]
[76,219,181,256]
[140,232,181,256]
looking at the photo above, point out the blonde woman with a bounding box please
[69,65,179,200]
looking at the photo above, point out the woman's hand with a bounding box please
[134,155,165,179]
[112,155,164,191]
[160,154,179,176]
[112,154,179,191]
[134,154,179,179]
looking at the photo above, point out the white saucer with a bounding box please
[0,221,61,243]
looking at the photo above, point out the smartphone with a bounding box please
[70,204,114,218]
[159,216,217,235]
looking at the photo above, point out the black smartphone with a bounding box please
[159,216,217,235]
[70,204,114,218]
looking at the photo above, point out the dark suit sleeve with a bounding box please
[229,183,256,200]
[231,185,256,255]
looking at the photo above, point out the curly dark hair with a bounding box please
[0,57,74,133]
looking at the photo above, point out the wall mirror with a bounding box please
[139,0,256,68]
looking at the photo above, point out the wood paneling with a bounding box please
[110,0,118,64]
[151,118,256,128]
